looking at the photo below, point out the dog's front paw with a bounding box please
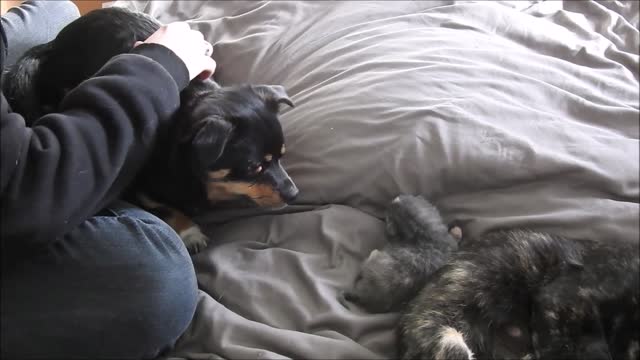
[179,225,210,254]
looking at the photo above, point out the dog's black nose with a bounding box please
[281,179,299,202]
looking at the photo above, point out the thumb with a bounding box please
[196,57,217,80]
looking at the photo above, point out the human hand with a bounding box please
[134,22,216,81]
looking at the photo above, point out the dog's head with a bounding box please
[172,79,298,209]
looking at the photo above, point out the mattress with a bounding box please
[110,1,639,359]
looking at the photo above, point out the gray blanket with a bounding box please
[112,1,639,359]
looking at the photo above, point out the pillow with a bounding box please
[114,0,639,242]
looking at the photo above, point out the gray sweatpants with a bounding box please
[1,0,80,67]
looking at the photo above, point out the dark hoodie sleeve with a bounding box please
[0,26,190,252]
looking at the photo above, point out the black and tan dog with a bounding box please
[345,195,639,360]
[2,7,298,253]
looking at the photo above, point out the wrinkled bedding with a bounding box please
[111,1,639,359]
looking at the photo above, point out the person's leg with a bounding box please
[1,0,80,67]
[1,201,198,359]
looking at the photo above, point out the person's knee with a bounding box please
[134,266,198,358]
[114,216,198,358]
[84,212,199,358]
[45,0,81,23]
[1,208,199,360]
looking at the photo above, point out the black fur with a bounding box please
[346,195,640,360]
[3,8,160,122]
[2,7,299,251]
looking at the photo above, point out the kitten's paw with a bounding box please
[449,226,463,241]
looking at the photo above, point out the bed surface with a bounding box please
[112,1,639,359]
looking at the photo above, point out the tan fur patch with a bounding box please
[264,154,273,162]
[208,169,231,180]
[206,181,284,207]
[164,209,197,234]
[281,144,286,155]
[136,193,197,235]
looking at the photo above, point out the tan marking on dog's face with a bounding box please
[206,181,284,207]
[264,154,273,162]
[281,144,286,155]
[208,169,231,180]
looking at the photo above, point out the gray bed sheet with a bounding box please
[111,1,639,359]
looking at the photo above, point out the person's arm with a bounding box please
[1,18,214,252]
[0,41,190,251]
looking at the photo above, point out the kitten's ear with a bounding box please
[191,115,234,166]
[253,85,295,110]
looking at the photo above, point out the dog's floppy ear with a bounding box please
[191,116,234,167]
[253,85,295,109]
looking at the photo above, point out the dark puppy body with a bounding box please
[3,8,298,252]
[347,195,639,360]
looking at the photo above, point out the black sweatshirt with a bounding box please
[0,24,190,253]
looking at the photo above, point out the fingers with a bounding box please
[196,57,217,80]
[136,21,217,81]
[194,29,205,41]
[166,21,191,31]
